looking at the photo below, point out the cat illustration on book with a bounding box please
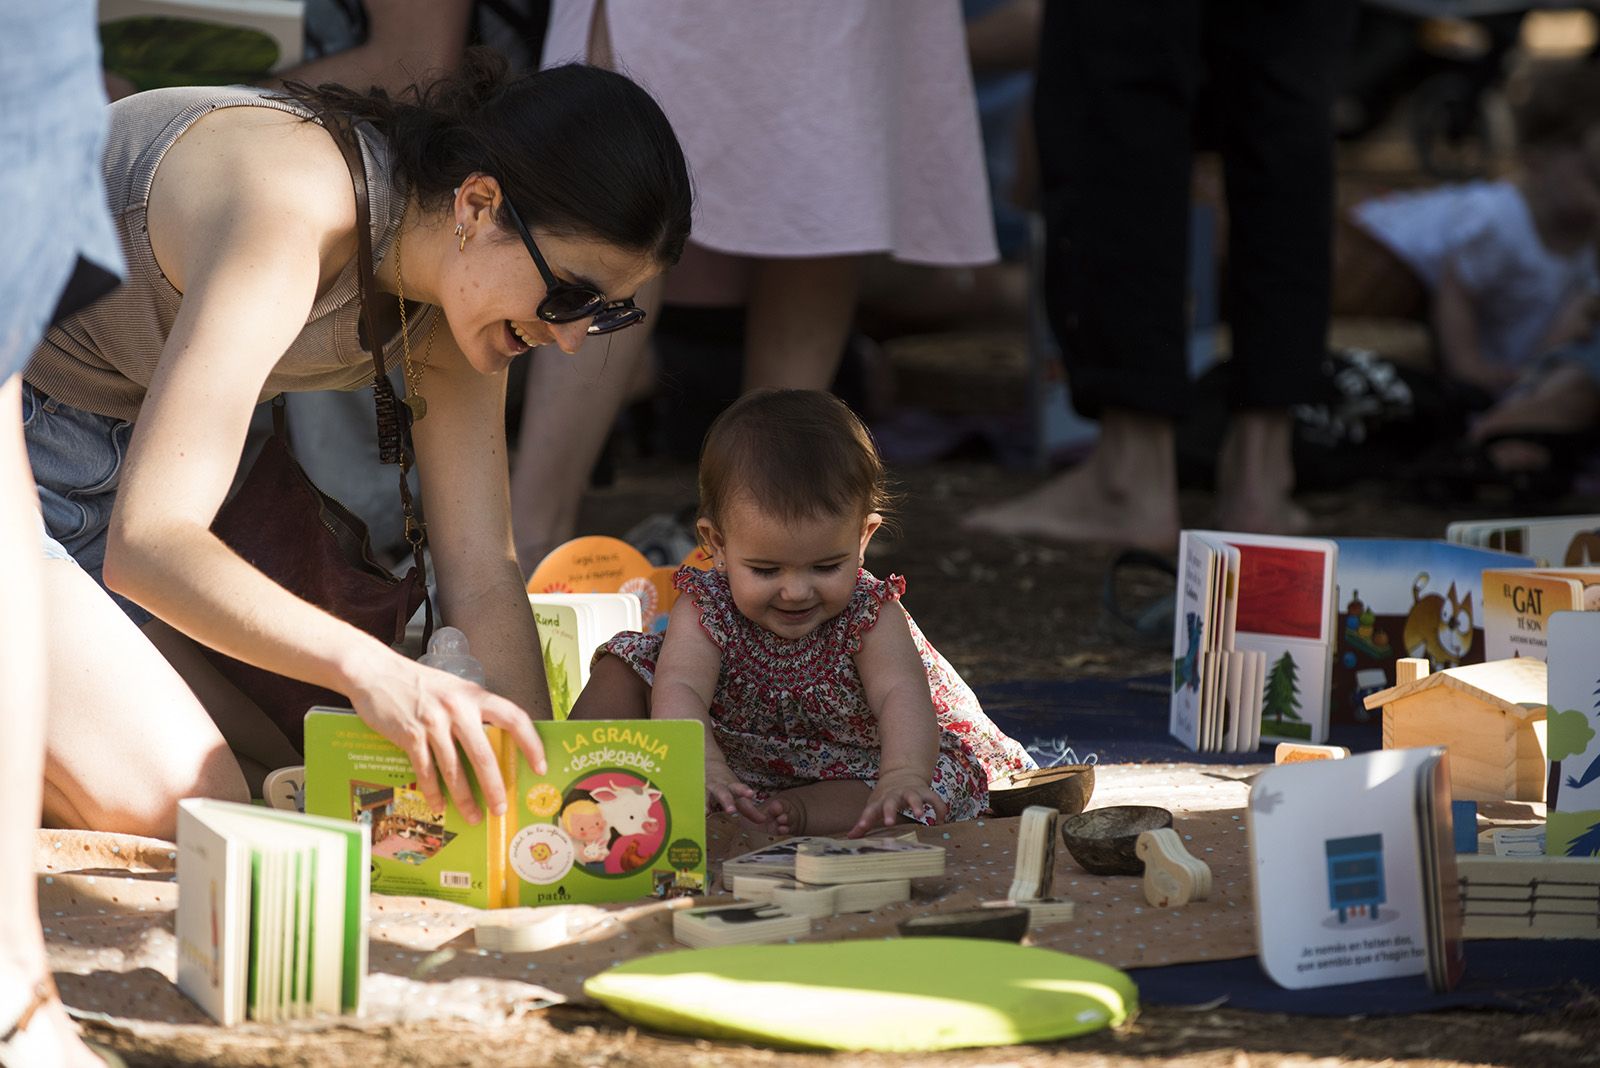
[1402,574,1473,666]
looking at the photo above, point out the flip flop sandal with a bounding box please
[1101,549,1177,651]
[0,978,125,1068]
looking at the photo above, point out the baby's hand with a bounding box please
[848,771,948,838]
[705,758,757,816]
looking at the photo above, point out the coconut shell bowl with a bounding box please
[897,907,1030,943]
[1059,805,1173,876]
[987,764,1096,818]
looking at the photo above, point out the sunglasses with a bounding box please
[501,196,646,335]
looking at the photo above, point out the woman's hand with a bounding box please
[348,653,546,823]
[705,756,758,817]
[848,770,947,838]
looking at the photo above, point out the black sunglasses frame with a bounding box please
[500,196,646,336]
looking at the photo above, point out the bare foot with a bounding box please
[963,410,1180,551]
[0,972,106,1068]
[1214,410,1311,535]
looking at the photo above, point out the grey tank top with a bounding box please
[25,85,441,423]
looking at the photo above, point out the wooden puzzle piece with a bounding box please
[1137,828,1212,908]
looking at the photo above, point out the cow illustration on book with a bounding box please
[566,774,667,876]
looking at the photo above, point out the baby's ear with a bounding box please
[859,512,884,558]
[696,517,724,554]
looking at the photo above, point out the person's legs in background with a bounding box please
[966,0,1200,550]
[510,277,664,573]
[742,255,863,392]
[1209,0,1353,534]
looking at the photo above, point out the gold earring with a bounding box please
[455,223,467,252]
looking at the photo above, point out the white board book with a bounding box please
[1248,748,1462,991]
[176,798,369,1025]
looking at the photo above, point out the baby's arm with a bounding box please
[652,593,754,816]
[1434,264,1519,397]
[851,604,949,837]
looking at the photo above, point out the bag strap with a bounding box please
[323,111,434,638]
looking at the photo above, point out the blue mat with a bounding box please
[1129,941,1595,1015]
[975,676,1381,767]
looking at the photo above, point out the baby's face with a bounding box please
[706,498,879,641]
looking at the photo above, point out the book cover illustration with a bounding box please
[1331,539,1532,727]
[531,600,585,720]
[1170,532,1219,750]
[1248,748,1456,990]
[510,724,708,906]
[1481,567,1600,662]
[1546,612,1600,856]
[305,711,708,908]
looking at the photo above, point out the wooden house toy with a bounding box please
[1362,657,1548,803]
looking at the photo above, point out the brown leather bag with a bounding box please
[204,111,432,750]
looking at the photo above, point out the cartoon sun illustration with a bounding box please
[526,783,562,817]
[529,841,554,864]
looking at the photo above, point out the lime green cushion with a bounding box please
[584,939,1137,1052]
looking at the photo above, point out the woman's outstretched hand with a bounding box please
[348,655,546,823]
[848,771,947,838]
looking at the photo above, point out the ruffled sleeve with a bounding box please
[842,570,907,655]
[672,565,739,650]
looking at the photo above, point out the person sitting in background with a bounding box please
[1335,59,1600,400]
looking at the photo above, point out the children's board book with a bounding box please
[1447,514,1600,568]
[1481,567,1600,662]
[99,0,304,93]
[175,797,369,1026]
[303,709,707,909]
[526,535,686,633]
[672,902,812,948]
[530,592,643,719]
[1171,531,1337,750]
[1331,538,1533,729]
[1546,612,1600,857]
[1248,747,1463,992]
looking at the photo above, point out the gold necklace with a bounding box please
[394,227,438,421]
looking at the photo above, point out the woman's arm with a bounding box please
[104,111,542,821]
[651,593,750,813]
[852,603,948,835]
[409,329,551,719]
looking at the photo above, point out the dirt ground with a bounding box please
[83,458,1600,1067]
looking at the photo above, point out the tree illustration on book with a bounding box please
[542,639,572,719]
[1263,652,1307,738]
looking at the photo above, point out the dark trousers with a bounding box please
[1034,0,1355,420]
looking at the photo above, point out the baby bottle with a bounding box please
[418,625,486,686]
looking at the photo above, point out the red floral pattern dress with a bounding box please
[597,566,1036,821]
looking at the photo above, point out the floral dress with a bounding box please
[597,566,1036,821]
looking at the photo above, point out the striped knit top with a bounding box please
[25,85,441,423]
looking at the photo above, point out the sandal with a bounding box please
[0,976,125,1068]
[1102,549,1177,651]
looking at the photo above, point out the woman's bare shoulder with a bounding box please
[148,104,358,288]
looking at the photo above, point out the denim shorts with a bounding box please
[23,380,152,626]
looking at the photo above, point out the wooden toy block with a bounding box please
[474,900,681,953]
[769,881,842,919]
[1457,854,1600,939]
[980,897,1076,926]
[1363,657,1548,803]
[1007,805,1059,902]
[673,902,811,948]
[1137,828,1212,908]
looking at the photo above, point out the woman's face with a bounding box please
[438,192,661,374]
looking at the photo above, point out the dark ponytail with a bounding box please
[282,48,692,265]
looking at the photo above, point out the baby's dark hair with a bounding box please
[698,390,896,531]
[1511,59,1600,151]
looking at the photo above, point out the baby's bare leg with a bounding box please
[569,654,650,721]
[749,780,874,837]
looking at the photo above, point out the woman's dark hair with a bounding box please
[283,48,692,265]
[698,390,898,533]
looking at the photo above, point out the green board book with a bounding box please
[304,709,707,908]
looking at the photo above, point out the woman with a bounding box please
[24,51,692,839]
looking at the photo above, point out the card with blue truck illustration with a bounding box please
[304,709,706,908]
